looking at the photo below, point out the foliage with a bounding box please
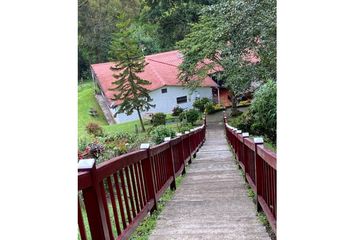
[239,99,252,106]
[100,131,136,143]
[247,187,255,199]
[213,103,225,111]
[177,123,193,133]
[151,112,166,126]
[172,106,184,116]
[250,80,277,142]
[204,102,215,114]
[87,142,105,159]
[85,122,104,137]
[150,125,177,144]
[109,12,155,131]
[228,80,276,144]
[193,97,211,112]
[142,0,217,50]
[130,22,161,55]
[177,0,276,108]
[78,137,89,152]
[78,0,141,80]
[179,109,200,125]
[257,212,269,226]
[204,102,225,114]
[229,109,254,133]
[79,131,150,163]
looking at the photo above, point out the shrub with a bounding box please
[177,123,193,133]
[179,109,200,125]
[87,142,105,158]
[150,125,177,144]
[204,102,225,114]
[251,80,276,143]
[99,132,134,144]
[116,142,128,155]
[78,137,89,152]
[229,109,254,133]
[214,104,225,111]
[172,106,184,116]
[204,102,215,114]
[151,112,166,126]
[85,122,104,137]
[193,97,212,112]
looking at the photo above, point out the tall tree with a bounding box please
[109,13,155,131]
[177,0,276,115]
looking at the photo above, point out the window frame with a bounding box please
[176,96,188,104]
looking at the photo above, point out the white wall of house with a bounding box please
[109,86,213,123]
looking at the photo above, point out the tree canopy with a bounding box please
[78,0,141,80]
[177,0,276,99]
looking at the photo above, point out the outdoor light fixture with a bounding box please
[78,158,95,171]
[140,143,150,149]
[254,137,264,144]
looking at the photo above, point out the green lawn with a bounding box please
[78,82,108,138]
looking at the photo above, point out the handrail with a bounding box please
[223,113,277,234]
[78,123,206,240]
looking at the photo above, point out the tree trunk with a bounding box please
[230,91,239,117]
[136,108,145,132]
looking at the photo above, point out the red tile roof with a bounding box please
[91,50,219,104]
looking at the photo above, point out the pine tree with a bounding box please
[109,13,155,132]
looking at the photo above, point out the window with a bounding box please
[176,96,187,104]
[161,88,167,94]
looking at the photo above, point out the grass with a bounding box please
[257,212,269,226]
[78,82,108,138]
[247,187,255,199]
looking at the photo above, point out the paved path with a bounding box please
[95,94,116,125]
[149,113,270,240]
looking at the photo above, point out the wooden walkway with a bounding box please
[149,115,270,240]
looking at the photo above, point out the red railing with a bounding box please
[224,115,277,233]
[78,123,206,240]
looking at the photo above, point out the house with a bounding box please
[91,50,222,124]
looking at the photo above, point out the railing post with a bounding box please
[165,137,176,191]
[78,159,111,240]
[254,137,264,212]
[236,130,247,181]
[140,144,158,213]
[185,131,192,164]
[177,133,186,175]
[191,129,197,158]
[242,132,250,178]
